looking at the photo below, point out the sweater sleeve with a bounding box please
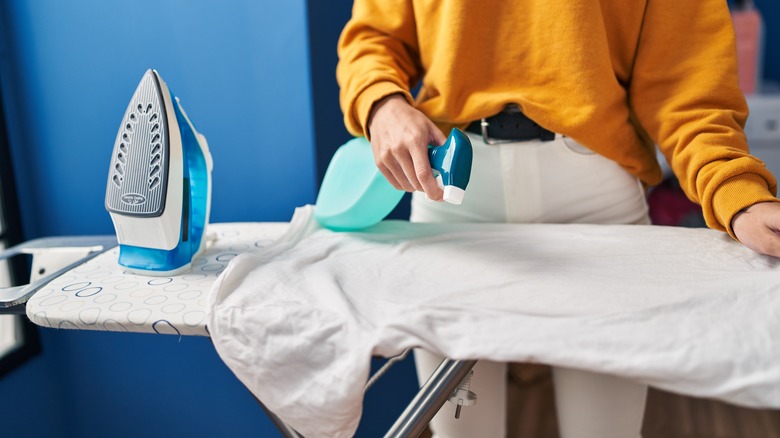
[629,0,778,238]
[336,0,421,137]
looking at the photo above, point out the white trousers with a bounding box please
[411,132,650,438]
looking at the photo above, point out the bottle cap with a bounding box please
[442,185,465,205]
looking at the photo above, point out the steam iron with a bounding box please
[105,69,213,276]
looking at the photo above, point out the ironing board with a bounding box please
[0,222,465,438]
[9,213,780,437]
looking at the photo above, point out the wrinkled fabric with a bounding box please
[208,206,780,437]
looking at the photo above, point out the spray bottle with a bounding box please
[315,128,473,231]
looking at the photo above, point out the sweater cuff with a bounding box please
[711,173,780,239]
[354,82,414,139]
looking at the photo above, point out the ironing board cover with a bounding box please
[25,223,288,336]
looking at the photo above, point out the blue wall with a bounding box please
[0,0,315,437]
[4,1,316,238]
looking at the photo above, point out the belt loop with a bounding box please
[480,118,514,145]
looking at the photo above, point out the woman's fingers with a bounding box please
[409,141,442,200]
[732,201,780,257]
[367,94,446,200]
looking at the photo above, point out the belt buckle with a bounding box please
[480,119,515,145]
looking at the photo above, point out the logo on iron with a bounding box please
[121,193,146,205]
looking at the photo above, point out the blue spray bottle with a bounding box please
[428,128,473,205]
[315,128,473,231]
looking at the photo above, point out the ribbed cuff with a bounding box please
[354,82,413,139]
[710,173,780,239]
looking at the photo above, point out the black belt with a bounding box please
[466,104,555,144]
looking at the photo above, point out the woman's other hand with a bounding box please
[732,201,780,257]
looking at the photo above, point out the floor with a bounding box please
[422,365,780,437]
[509,371,780,438]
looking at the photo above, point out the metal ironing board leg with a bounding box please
[384,358,478,438]
[254,358,477,438]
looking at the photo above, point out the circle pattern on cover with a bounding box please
[25,222,289,336]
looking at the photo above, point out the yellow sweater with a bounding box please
[336,0,778,237]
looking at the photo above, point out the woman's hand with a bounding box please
[367,94,447,201]
[732,201,780,257]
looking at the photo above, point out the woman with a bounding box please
[337,1,780,435]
